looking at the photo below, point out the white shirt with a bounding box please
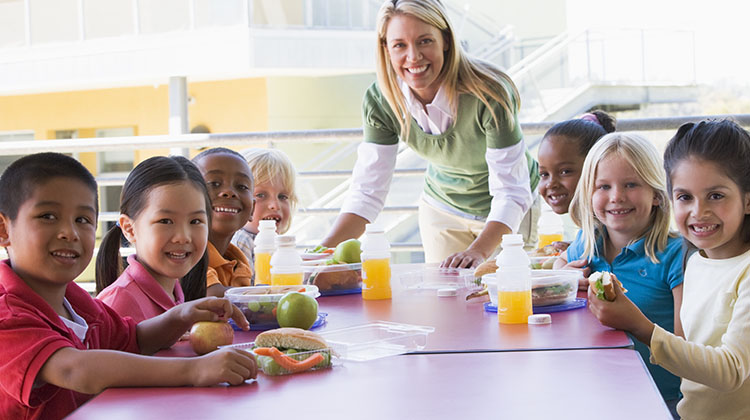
[60,297,89,343]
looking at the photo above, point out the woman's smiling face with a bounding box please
[385,13,447,104]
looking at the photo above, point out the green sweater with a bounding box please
[362,82,539,219]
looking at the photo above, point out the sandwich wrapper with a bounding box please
[222,321,435,374]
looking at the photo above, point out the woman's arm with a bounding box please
[38,346,257,395]
[441,221,510,268]
[321,213,370,248]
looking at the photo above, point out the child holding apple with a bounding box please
[193,148,255,297]
[0,153,257,420]
[231,148,298,267]
[96,156,213,322]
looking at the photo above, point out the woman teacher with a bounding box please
[321,0,539,268]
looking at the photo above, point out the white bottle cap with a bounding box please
[275,235,296,247]
[528,314,552,324]
[501,234,524,246]
[437,287,458,297]
[259,219,276,230]
[364,223,385,233]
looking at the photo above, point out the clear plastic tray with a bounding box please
[224,285,319,327]
[221,342,335,376]
[320,321,435,362]
[397,266,479,291]
[302,260,362,296]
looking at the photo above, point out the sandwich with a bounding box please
[253,328,334,375]
[465,260,498,300]
[588,271,627,301]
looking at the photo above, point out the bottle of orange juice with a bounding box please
[360,224,391,300]
[270,235,303,286]
[496,234,532,324]
[537,209,564,248]
[254,219,277,285]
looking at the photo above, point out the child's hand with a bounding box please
[586,278,655,345]
[561,259,591,290]
[177,297,250,331]
[191,348,258,386]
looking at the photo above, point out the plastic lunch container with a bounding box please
[302,260,362,296]
[482,270,580,307]
[528,255,559,270]
[224,285,320,327]
[221,342,335,376]
[319,321,435,362]
[397,266,478,291]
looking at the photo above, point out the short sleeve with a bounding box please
[564,229,585,263]
[664,238,685,290]
[206,267,220,288]
[97,288,148,324]
[480,83,523,149]
[362,83,400,146]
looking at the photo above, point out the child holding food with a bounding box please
[555,132,684,410]
[0,153,256,420]
[96,156,212,321]
[537,110,615,239]
[193,148,256,297]
[588,120,750,420]
[231,148,298,267]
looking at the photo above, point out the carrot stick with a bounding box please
[254,347,325,373]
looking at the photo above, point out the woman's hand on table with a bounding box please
[440,249,486,268]
[191,348,258,386]
[586,279,655,345]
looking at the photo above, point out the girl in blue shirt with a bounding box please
[556,132,684,407]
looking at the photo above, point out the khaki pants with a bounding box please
[418,195,540,263]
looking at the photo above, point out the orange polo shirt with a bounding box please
[206,242,254,288]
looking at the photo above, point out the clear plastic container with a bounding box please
[483,269,580,307]
[270,235,303,285]
[360,224,392,300]
[303,260,362,295]
[221,342,335,376]
[224,285,319,327]
[320,321,435,362]
[398,266,478,291]
[529,255,559,270]
[254,219,277,285]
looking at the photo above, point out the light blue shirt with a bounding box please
[567,229,684,400]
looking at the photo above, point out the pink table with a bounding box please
[67,349,670,420]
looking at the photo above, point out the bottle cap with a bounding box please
[437,287,458,297]
[275,235,296,247]
[364,223,385,233]
[501,234,524,246]
[259,219,276,230]
[528,314,552,324]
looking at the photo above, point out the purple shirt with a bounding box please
[97,255,185,323]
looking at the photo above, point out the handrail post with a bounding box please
[168,76,190,157]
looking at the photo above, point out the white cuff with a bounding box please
[485,141,533,230]
[340,142,399,222]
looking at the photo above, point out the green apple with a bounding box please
[276,292,318,329]
[333,239,361,264]
[189,321,234,355]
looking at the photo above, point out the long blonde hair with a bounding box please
[375,0,519,140]
[570,132,674,263]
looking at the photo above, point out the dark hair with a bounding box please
[0,152,98,221]
[664,119,750,244]
[95,156,210,301]
[192,147,245,163]
[542,110,616,156]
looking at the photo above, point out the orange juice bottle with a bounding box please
[496,234,532,324]
[254,220,277,285]
[537,209,564,248]
[270,235,303,286]
[360,224,391,300]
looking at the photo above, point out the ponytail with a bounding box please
[95,224,125,294]
[181,250,208,301]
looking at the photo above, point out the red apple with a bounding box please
[189,321,234,355]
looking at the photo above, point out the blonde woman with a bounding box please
[321,0,539,268]
[555,132,684,412]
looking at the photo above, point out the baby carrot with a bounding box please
[253,347,325,373]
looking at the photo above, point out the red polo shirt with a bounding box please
[0,260,139,420]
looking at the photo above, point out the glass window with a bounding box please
[194,0,244,28]
[30,0,79,44]
[0,0,25,47]
[252,0,304,27]
[326,0,348,28]
[138,0,189,34]
[96,127,134,173]
[83,0,134,39]
[0,131,34,175]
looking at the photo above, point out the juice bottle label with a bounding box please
[362,258,391,300]
[271,272,303,286]
[255,252,272,285]
[497,290,532,324]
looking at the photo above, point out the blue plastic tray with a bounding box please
[230,312,328,331]
[484,298,587,313]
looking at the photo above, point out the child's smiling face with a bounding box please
[196,153,255,242]
[249,177,292,234]
[671,157,750,259]
[538,135,586,214]
[0,177,97,291]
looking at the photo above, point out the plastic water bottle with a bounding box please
[254,219,277,285]
[537,209,564,248]
[496,234,532,324]
[270,235,303,286]
[360,224,392,300]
